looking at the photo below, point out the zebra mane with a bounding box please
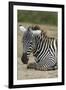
[41,30,46,36]
[28,25,47,38]
[31,25,40,30]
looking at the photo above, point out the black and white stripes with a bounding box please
[33,31,57,70]
[20,25,58,71]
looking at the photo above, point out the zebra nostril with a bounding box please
[21,53,29,64]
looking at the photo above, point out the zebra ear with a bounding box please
[19,25,27,32]
[31,30,41,35]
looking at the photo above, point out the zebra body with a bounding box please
[20,25,58,71]
[32,32,57,70]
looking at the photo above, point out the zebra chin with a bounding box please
[21,53,29,64]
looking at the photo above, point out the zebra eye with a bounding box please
[30,41,32,44]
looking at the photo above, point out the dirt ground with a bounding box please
[17,23,58,80]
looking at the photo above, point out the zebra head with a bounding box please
[19,25,41,64]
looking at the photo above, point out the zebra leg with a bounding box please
[27,63,48,71]
[35,64,48,71]
[27,62,37,69]
[27,63,58,71]
[35,64,58,71]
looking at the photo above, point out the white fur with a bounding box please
[19,26,27,32]
[31,30,41,35]
[19,25,41,35]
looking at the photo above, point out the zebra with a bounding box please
[19,25,58,71]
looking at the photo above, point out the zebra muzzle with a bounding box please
[21,53,29,64]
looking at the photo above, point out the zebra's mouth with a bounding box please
[21,53,29,64]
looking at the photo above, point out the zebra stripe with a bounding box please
[22,26,57,70]
[33,31,57,69]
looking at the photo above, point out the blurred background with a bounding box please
[17,10,58,26]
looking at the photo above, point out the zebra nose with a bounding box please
[21,53,29,64]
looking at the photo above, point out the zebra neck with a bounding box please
[33,32,48,57]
